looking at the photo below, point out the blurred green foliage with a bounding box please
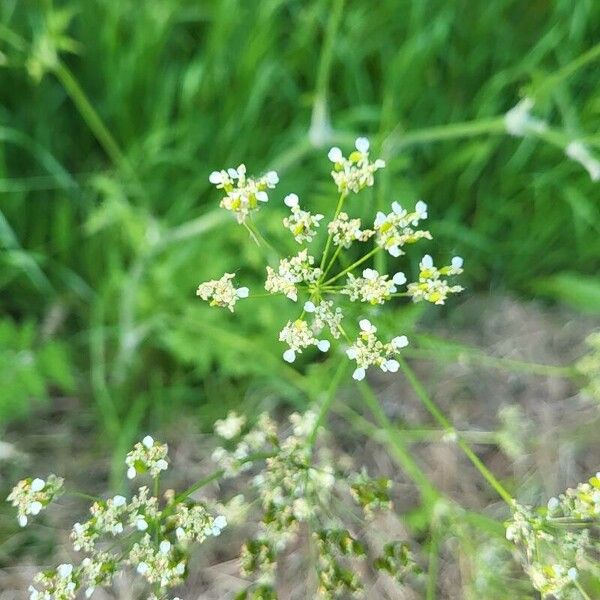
[0,0,599,435]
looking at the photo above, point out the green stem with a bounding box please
[574,580,592,600]
[398,358,514,506]
[319,193,346,273]
[308,360,348,447]
[53,62,135,181]
[322,245,342,280]
[412,334,577,379]
[385,117,505,154]
[357,380,439,504]
[323,246,380,285]
[426,527,440,600]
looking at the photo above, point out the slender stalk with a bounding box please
[308,360,348,447]
[357,380,439,504]
[319,192,346,273]
[323,246,380,285]
[398,358,514,506]
[574,580,592,600]
[53,62,135,181]
[426,527,440,600]
[322,245,342,280]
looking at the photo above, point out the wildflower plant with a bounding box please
[506,473,600,599]
[199,137,464,381]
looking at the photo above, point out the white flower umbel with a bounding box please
[407,255,464,305]
[279,319,330,363]
[282,193,324,244]
[327,211,373,248]
[565,141,600,182]
[373,200,431,257]
[128,534,187,589]
[346,319,409,380]
[264,249,322,302]
[215,411,246,440]
[328,137,386,194]
[125,436,169,480]
[210,163,279,223]
[504,97,547,137]
[7,474,64,527]
[196,272,249,312]
[28,563,77,600]
[342,268,406,305]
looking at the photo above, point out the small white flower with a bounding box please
[391,335,409,349]
[355,137,370,153]
[283,349,296,363]
[352,367,366,381]
[359,319,376,333]
[136,561,149,575]
[392,272,406,285]
[328,147,343,162]
[142,436,154,449]
[304,301,316,313]
[159,540,171,554]
[208,171,222,184]
[317,339,330,352]
[57,564,73,578]
[30,479,45,493]
[112,495,127,507]
[284,193,299,207]
[236,286,249,298]
[29,501,43,515]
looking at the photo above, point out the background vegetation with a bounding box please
[0,1,599,597]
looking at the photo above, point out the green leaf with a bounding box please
[533,273,600,313]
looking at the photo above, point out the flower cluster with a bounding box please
[346,319,408,381]
[196,272,249,312]
[264,249,322,302]
[279,318,330,363]
[282,193,324,243]
[11,436,225,600]
[374,200,431,257]
[327,212,372,248]
[576,331,600,402]
[342,268,406,305]
[7,474,64,527]
[211,409,413,598]
[209,164,279,223]
[507,472,600,599]
[125,435,169,479]
[200,137,463,375]
[407,255,464,305]
[328,137,386,194]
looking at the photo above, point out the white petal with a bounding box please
[255,191,268,202]
[391,201,402,214]
[136,562,149,575]
[57,564,73,578]
[392,272,406,285]
[421,254,433,268]
[127,467,137,480]
[156,459,168,471]
[236,287,249,298]
[208,171,222,184]
[346,347,357,359]
[355,137,370,153]
[31,478,45,492]
[352,367,366,381]
[18,515,28,527]
[265,170,279,185]
[328,147,343,162]
[284,193,299,208]
[389,245,402,258]
[392,335,409,349]
[385,359,400,372]
[214,515,227,529]
[304,301,316,313]
[283,349,296,363]
[568,568,578,581]
[451,256,463,270]
[142,435,154,449]
[362,268,378,280]
[317,339,330,352]
[85,587,95,598]
[29,501,43,515]
[227,167,238,178]
[112,495,127,507]
[136,518,148,531]
[374,212,386,227]
[359,319,375,333]
[159,540,171,554]
[415,200,428,217]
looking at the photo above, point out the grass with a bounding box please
[0,0,599,459]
